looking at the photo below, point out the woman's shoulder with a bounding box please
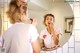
[28,24,36,29]
[16,23,35,28]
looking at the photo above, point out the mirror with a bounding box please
[29,0,74,51]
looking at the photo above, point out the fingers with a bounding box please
[32,18,38,26]
[48,22,53,28]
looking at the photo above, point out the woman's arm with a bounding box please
[51,28,59,45]
[32,39,41,53]
[49,23,59,45]
[40,39,48,51]
[41,39,45,48]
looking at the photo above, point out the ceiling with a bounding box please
[0,0,65,11]
[0,0,65,7]
[28,0,65,11]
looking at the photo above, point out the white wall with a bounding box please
[30,0,52,10]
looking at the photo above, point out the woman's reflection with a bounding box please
[39,14,62,51]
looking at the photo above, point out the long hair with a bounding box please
[6,0,27,24]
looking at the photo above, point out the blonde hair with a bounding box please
[6,0,27,24]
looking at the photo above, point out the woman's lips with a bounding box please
[48,22,50,25]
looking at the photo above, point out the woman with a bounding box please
[40,14,61,51]
[2,0,40,53]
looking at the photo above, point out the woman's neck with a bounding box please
[47,26,51,34]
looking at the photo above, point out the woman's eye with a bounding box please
[46,19,48,21]
[50,19,52,21]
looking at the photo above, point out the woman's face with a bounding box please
[17,0,24,6]
[45,16,54,26]
[21,9,28,21]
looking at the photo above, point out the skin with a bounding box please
[32,40,41,53]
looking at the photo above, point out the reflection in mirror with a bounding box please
[39,13,61,51]
[28,0,74,51]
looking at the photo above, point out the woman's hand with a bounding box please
[48,22,54,33]
[48,22,59,45]
[32,18,38,26]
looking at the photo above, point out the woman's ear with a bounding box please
[21,14,25,21]
[43,20,47,26]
